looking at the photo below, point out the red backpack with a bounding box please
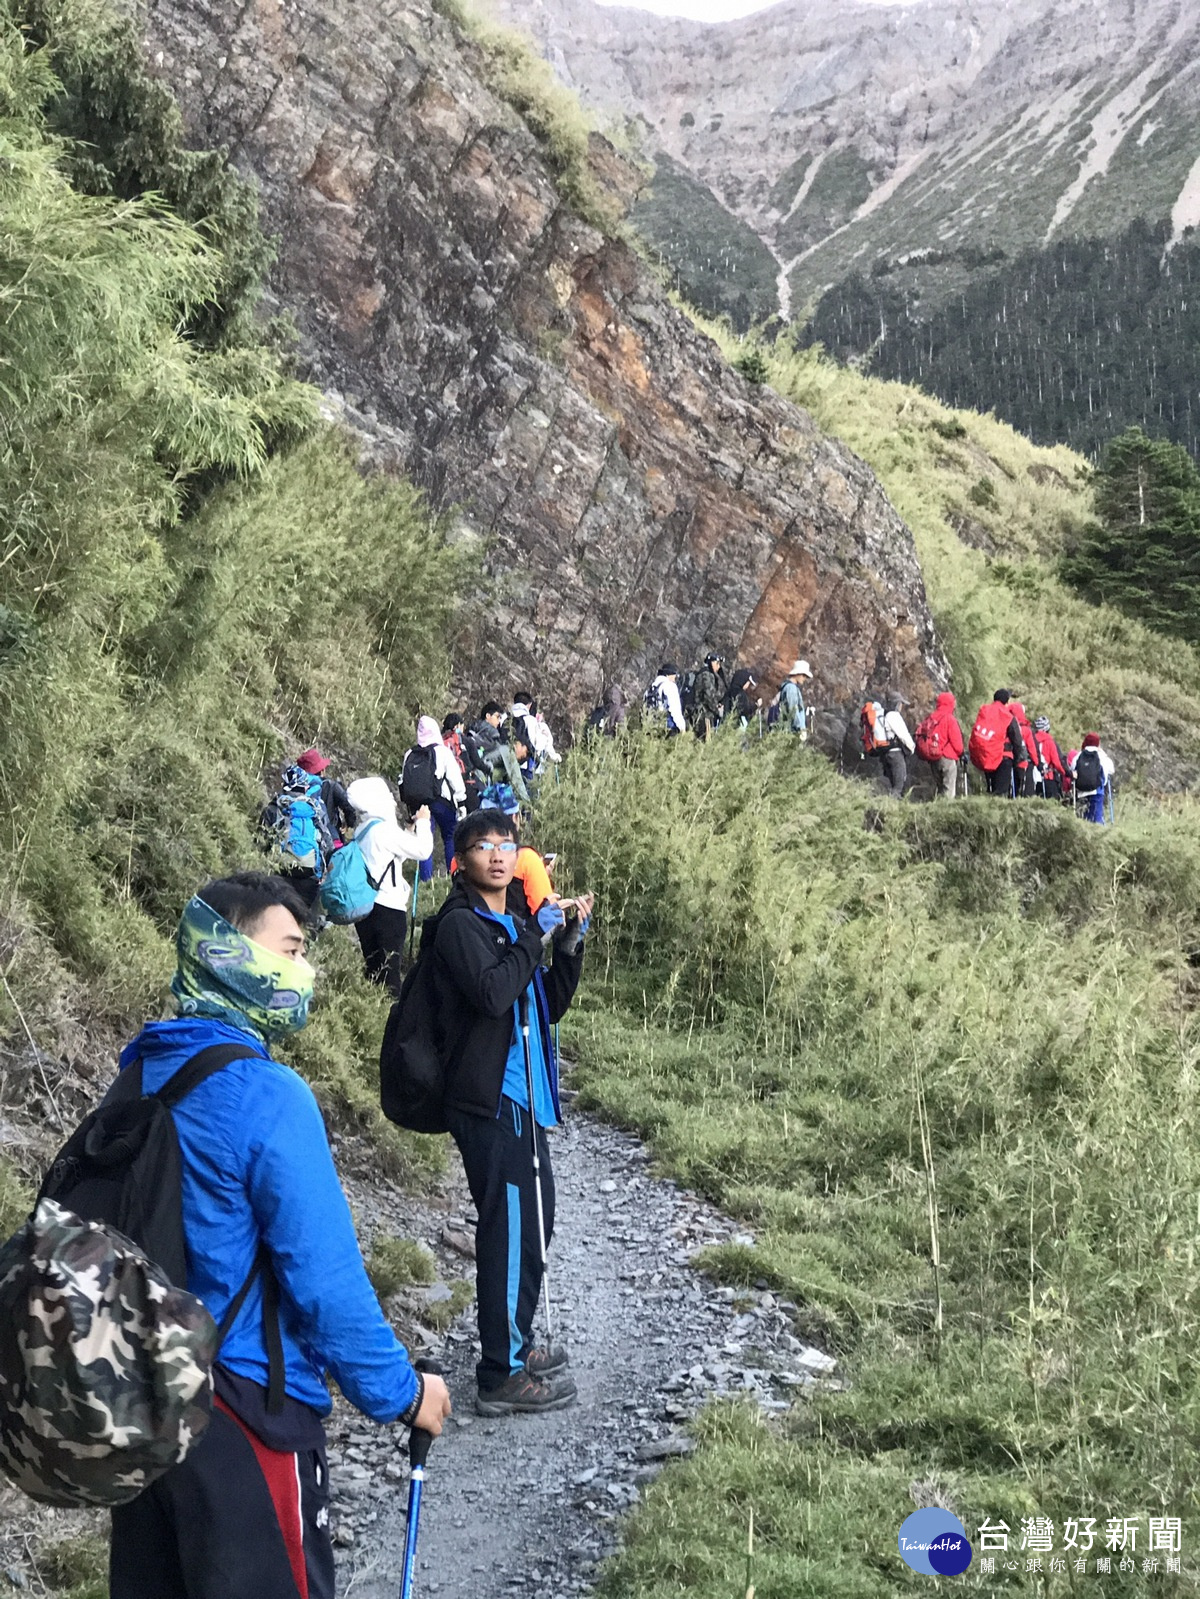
[968,701,1012,772]
[915,710,948,762]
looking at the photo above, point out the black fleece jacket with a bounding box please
[429,881,585,1120]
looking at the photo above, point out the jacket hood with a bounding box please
[416,715,442,748]
[347,775,398,823]
[935,692,956,712]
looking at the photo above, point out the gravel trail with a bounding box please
[332,1100,837,1599]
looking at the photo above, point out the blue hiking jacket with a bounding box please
[119,1016,418,1423]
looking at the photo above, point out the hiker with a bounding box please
[644,663,686,735]
[468,702,531,810]
[1010,699,1039,797]
[689,651,728,739]
[401,716,466,880]
[725,667,762,729]
[297,747,356,839]
[878,691,915,797]
[778,659,814,738]
[585,684,626,737]
[108,873,450,1599]
[446,785,557,916]
[914,691,964,797]
[431,809,592,1414]
[442,713,479,811]
[259,763,335,907]
[512,694,562,770]
[1071,733,1115,823]
[1030,715,1068,800]
[345,777,432,996]
[968,690,1028,797]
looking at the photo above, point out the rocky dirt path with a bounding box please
[334,1100,837,1599]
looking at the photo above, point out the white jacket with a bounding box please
[1070,745,1115,789]
[650,676,685,734]
[345,777,433,912]
[884,709,915,754]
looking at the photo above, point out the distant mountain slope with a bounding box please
[485,0,1200,325]
[805,218,1200,459]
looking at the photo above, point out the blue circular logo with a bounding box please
[898,1508,974,1577]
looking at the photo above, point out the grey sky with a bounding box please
[595,0,914,18]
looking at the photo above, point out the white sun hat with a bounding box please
[789,659,813,678]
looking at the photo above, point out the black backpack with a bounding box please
[380,908,452,1135]
[400,745,440,810]
[1074,747,1104,795]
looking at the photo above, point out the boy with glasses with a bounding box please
[429,810,593,1413]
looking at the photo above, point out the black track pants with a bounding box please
[355,902,407,996]
[986,757,1015,797]
[448,1097,555,1391]
[110,1404,333,1599]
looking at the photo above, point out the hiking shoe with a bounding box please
[525,1343,569,1377]
[476,1368,578,1416]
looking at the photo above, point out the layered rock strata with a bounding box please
[144,0,946,740]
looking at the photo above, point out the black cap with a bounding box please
[660,662,679,677]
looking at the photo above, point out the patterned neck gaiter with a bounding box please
[170,897,314,1041]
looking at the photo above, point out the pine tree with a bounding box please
[1060,427,1200,643]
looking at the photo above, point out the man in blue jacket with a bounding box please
[109,872,450,1599]
[430,810,592,1416]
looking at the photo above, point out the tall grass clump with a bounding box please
[539,730,1200,1594]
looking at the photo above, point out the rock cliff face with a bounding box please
[488,0,1200,325]
[143,0,945,740]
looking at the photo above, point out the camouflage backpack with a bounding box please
[0,1042,279,1508]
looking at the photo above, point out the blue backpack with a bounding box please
[319,822,383,924]
[261,768,332,877]
[478,782,517,815]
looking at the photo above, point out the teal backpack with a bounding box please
[319,821,383,924]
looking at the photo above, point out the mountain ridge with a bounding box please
[487,0,1200,327]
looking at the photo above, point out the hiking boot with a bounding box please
[524,1342,569,1377]
[476,1368,578,1416]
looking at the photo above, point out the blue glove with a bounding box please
[536,902,566,935]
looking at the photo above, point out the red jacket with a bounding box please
[1011,703,1036,768]
[1033,730,1066,780]
[916,691,964,762]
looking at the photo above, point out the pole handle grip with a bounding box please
[409,1358,443,1468]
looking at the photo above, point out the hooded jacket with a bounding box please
[119,1015,418,1424]
[346,776,432,912]
[428,881,584,1120]
[920,692,964,761]
[403,720,466,809]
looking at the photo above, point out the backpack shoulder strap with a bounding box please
[154,1042,264,1110]
[215,1242,287,1415]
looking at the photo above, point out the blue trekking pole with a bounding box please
[399,1358,441,1599]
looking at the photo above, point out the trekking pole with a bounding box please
[408,866,419,960]
[518,991,554,1340]
[399,1358,442,1599]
